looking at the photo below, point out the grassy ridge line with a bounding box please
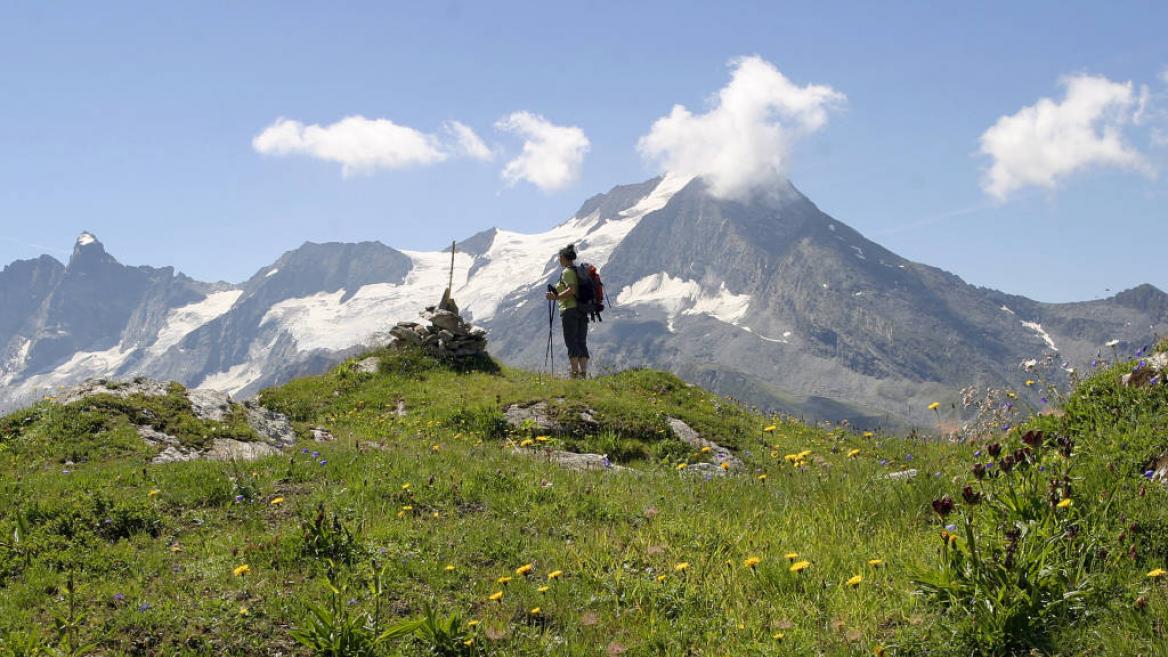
[0,344,1164,655]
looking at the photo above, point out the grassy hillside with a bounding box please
[0,344,1166,656]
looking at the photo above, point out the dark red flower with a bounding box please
[962,485,981,504]
[931,495,954,517]
[972,463,987,480]
[987,443,1002,458]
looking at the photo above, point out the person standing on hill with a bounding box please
[546,244,589,379]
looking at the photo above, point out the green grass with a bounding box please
[0,344,1166,656]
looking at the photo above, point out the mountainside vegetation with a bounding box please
[0,342,1166,656]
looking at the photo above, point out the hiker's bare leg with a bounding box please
[579,357,589,378]
[569,357,581,377]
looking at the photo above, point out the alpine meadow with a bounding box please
[2,3,1168,656]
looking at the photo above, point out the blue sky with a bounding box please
[1,1,1165,302]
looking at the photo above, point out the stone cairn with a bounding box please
[388,294,488,360]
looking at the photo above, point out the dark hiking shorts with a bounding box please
[561,307,589,359]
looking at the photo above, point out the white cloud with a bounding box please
[252,116,448,175]
[495,112,590,191]
[636,55,845,201]
[253,116,498,175]
[1161,67,1168,85]
[978,74,1152,200]
[445,120,494,161]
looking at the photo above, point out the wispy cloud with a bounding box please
[978,74,1153,201]
[445,120,494,162]
[869,204,995,237]
[495,112,590,192]
[0,235,70,257]
[637,55,845,201]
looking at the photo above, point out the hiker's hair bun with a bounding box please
[559,244,577,260]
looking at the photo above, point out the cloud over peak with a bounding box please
[979,74,1153,201]
[637,56,845,201]
[495,111,590,192]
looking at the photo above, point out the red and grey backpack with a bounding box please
[572,262,607,322]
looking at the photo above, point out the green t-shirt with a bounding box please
[556,266,578,314]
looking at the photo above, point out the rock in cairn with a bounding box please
[388,296,488,360]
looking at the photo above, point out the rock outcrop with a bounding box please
[668,417,742,471]
[512,446,628,473]
[502,400,599,435]
[57,378,297,464]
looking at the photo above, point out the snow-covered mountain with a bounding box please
[3,178,1166,426]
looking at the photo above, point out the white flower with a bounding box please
[1105,339,1120,347]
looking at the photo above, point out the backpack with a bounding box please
[572,263,606,322]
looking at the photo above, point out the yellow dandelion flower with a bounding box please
[432,511,440,518]
[846,574,863,587]
[863,431,874,438]
[700,446,712,454]
[431,444,441,452]
[1147,568,1167,578]
[763,425,777,433]
[547,570,563,580]
[400,483,411,490]
[269,496,285,506]
[847,448,861,458]
[170,545,182,553]
[467,619,479,627]
[515,563,534,576]
[444,564,456,572]
[676,462,688,470]
[757,474,768,481]
[233,564,250,577]
[928,402,940,411]
[785,552,799,561]
[535,435,550,442]
[147,489,160,497]
[396,511,406,518]
[488,591,503,602]
[868,559,884,568]
[874,646,887,657]
[519,438,535,447]
[496,576,512,585]
[538,585,550,593]
[656,574,668,582]
[239,606,249,616]
[784,453,799,462]
[797,449,812,459]
[1006,391,1018,399]
[463,639,474,647]
[674,562,690,571]
[1057,498,1073,509]
[789,560,810,573]
[720,462,730,470]
[1025,379,1035,387]
[529,607,541,615]
[772,632,785,640]
[744,556,761,569]
[770,449,779,458]
[400,505,413,511]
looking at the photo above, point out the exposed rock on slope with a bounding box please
[58,378,297,464]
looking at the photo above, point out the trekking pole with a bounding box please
[544,285,556,376]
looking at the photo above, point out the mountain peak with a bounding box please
[67,231,116,270]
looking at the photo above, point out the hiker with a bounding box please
[546,244,589,379]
